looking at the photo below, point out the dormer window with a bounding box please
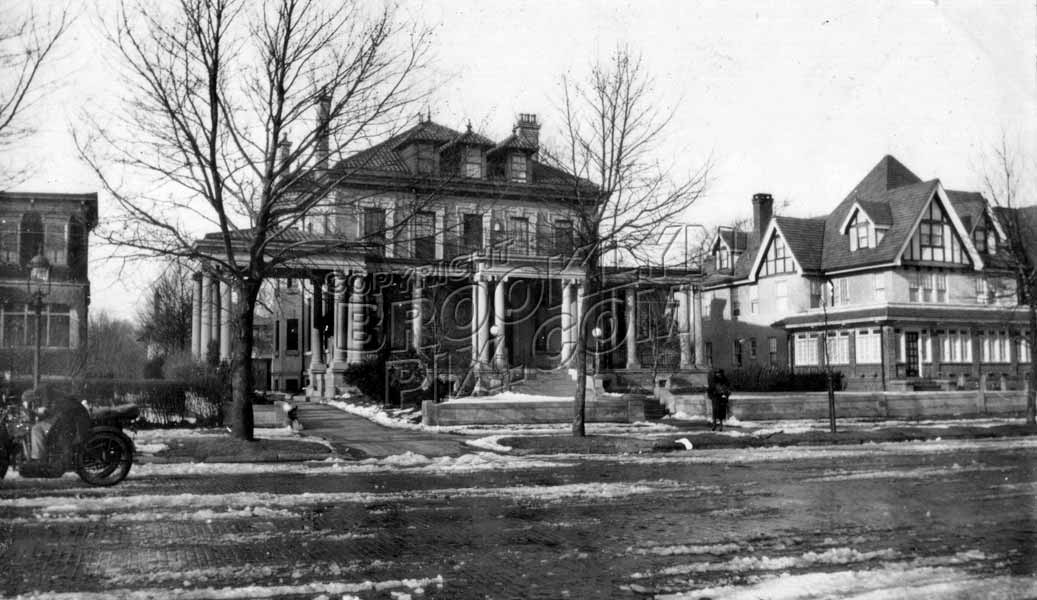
[849,212,871,251]
[464,147,482,178]
[509,153,527,183]
[416,143,434,175]
[715,248,730,270]
[972,214,997,254]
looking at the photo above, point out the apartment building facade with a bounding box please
[0,191,98,383]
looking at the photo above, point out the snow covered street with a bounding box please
[1,436,1035,599]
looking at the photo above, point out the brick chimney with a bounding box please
[278,135,292,175]
[752,193,773,239]
[515,113,540,150]
[315,95,331,170]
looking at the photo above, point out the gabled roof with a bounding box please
[774,216,826,272]
[946,190,987,233]
[822,179,940,271]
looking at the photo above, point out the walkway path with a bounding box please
[293,402,466,459]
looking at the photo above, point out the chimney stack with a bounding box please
[752,193,773,240]
[515,113,540,152]
[316,95,331,170]
[278,136,292,174]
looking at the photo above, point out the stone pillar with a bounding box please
[692,287,705,368]
[219,280,232,361]
[412,276,423,352]
[881,325,897,389]
[677,287,693,369]
[308,277,326,398]
[493,278,508,370]
[477,277,491,367]
[199,274,213,360]
[471,279,481,366]
[560,280,574,366]
[191,272,202,358]
[346,274,366,365]
[625,287,640,369]
[332,272,348,365]
[575,282,585,344]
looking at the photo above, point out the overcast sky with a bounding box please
[7,0,1036,319]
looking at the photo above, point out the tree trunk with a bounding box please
[230,279,260,441]
[572,257,601,437]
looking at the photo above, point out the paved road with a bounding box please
[294,402,465,458]
[1,437,1035,599]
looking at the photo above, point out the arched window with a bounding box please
[20,211,43,266]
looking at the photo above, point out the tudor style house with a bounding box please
[189,112,699,397]
[0,191,98,384]
[700,155,1031,391]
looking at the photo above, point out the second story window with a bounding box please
[464,147,482,178]
[810,280,822,308]
[750,286,759,314]
[873,273,885,301]
[286,318,299,352]
[362,207,387,254]
[462,214,483,252]
[413,211,435,258]
[20,211,43,266]
[509,216,529,255]
[553,219,574,255]
[509,154,527,183]
[0,217,16,263]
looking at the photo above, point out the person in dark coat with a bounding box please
[26,385,91,465]
[708,369,731,431]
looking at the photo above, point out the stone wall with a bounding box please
[422,394,646,426]
[658,388,1030,420]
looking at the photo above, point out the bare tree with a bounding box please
[0,4,71,188]
[137,260,195,358]
[79,312,148,379]
[547,47,711,437]
[77,0,431,439]
[980,135,1037,425]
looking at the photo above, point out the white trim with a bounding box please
[838,202,874,234]
[748,221,804,281]
[983,203,1008,241]
[893,182,984,270]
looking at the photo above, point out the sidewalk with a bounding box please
[293,402,465,459]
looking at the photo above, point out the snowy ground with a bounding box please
[3,434,1034,598]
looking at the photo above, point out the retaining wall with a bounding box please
[658,389,1030,420]
[422,394,646,426]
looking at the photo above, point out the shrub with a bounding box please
[725,365,843,393]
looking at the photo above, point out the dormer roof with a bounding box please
[440,125,495,152]
[489,132,539,155]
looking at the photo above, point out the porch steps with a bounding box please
[507,369,577,398]
[641,395,669,420]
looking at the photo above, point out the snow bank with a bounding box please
[465,435,513,452]
[326,399,424,430]
[12,575,445,600]
[654,563,1037,600]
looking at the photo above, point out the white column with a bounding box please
[412,276,423,351]
[310,278,324,368]
[219,280,232,361]
[199,275,213,359]
[493,278,507,370]
[678,287,693,369]
[692,287,705,367]
[191,272,202,358]
[471,279,480,366]
[333,272,348,365]
[346,274,366,364]
[477,278,491,367]
[575,282,585,343]
[560,280,574,366]
[625,287,640,369]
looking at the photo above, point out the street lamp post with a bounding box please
[27,253,52,390]
[591,326,603,376]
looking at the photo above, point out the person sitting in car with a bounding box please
[25,385,91,465]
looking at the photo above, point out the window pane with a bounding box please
[48,313,70,347]
[413,212,435,257]
[286,318,299,351]
[3,306,25,347]
[0,217,17,263]
[463,214,483,252]
[509,217,529,255]
[44,221,67,266]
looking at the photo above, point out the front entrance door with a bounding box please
[904,332,919,377]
